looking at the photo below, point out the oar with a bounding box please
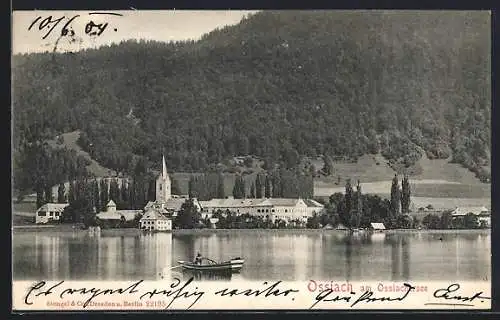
[170,265,183,270]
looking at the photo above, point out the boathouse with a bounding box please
[370,222,386,231]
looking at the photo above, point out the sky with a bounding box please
[12,10,258,54]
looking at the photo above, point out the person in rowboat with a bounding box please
[194,252,203,265]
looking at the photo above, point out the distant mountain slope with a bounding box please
[45,131,116,177]
[12,11,491,193]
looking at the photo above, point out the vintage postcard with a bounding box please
[11,10,491,311]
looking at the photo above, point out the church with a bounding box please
[141,155,201,230]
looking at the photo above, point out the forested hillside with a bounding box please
[12,11,491,196]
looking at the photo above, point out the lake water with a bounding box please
[12,229,490,282]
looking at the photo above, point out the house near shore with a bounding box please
[35,203,69,224]
[139,208,172,231]
[450,206,491,227]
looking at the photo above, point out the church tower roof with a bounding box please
[162,155,168,178]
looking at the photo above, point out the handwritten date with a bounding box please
[28,12,122,40]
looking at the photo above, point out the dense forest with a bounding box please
[12,11,491,196]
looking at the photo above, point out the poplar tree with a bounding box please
[272,169,283,197]
[344,179,354,227]
[44,185,53,203]
[401,174,411,214]
[264,174,272,198]
[68,181,76,205]
[240,176,246,198]
[92,179,100,211]
[255,174,263,198]
[57,182,66,203]
[217,173,225,198]
[188,176,195,198]
[36,187,44,209]
[250,182,256,198]
[128,179,136,209]
[351,180,362,228]
[390,174,401,217]
[121,180,129,208]
[232,176,245,199]
[108,179,119,203]
[147,178,156,202]
[99,179,108,211]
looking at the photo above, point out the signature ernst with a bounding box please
[425,283,491,307]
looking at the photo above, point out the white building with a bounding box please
[450,206,491,227]
[35,203,69,224]
[140,209,172,231]
[199,197,325,224]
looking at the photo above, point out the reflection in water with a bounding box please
[345,236,352,281]
[402,237,410,280]
[12,230,491,281]
[179,270,235,281]
[370,233,386,242]
[389,235,401,281]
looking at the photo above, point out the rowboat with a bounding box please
[177,257,245,273]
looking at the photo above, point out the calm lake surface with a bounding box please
[13,229,490,281]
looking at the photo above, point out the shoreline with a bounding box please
[12,224,491,235]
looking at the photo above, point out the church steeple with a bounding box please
[162,154,168,178]
[155,154,171,203]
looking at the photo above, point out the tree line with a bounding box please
[13,141,90,205]
[307,174,412,229]
[187,169,314,201]
[60,176,152,224]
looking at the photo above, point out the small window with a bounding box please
[159,184,162,191]
[272,209,275,212]
[285,209,288,213]
[49,212,54,217]
[38,211,47,217]
[266,209,269,213]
